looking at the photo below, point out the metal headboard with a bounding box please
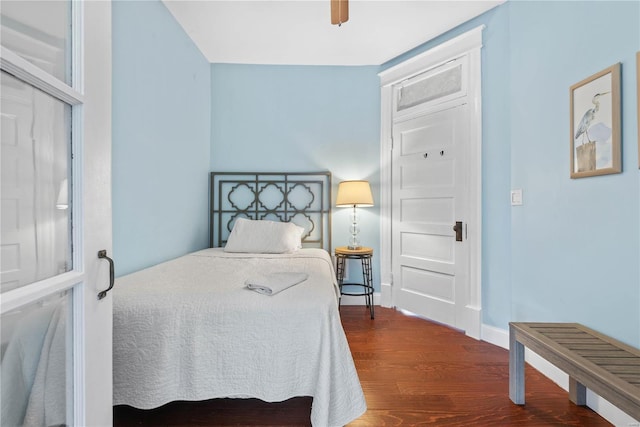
[210,172,332,250]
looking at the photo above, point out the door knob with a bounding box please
[453,221,463,242]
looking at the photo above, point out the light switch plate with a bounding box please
[511,189,523,206]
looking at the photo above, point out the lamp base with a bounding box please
[347,245,362,250]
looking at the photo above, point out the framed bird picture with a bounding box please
[569,63,621,178]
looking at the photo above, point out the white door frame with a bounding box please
[378,25,484,339]
[81,1,113,424]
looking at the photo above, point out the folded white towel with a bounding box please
[245,272,309,295]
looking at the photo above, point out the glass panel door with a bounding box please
[0,0,71,83]
[1,290,73,426]
[2,1,114,423]
[1,70,72,292]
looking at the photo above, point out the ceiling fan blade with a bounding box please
[331,0,349,25]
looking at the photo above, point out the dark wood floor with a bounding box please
[114,306,612,426]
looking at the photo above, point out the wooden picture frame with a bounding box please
[570,63,621,178]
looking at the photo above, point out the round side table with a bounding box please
[334,246,374,319]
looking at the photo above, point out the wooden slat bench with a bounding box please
[509,322,640,421]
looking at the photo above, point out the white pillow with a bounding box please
[223,218,305,253]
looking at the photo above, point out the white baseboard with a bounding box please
[481,323,510,349]
[380,282,393,307]
[481,324,639,426]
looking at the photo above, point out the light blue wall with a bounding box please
[508,1,639,345]
[210,64,381,289]
[112,0,211,276]
[383,1,640,346]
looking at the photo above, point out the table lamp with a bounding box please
[336,180,373,250]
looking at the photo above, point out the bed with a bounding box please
[112,172,366,426]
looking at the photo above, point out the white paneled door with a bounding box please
[392,104,469,330]
[380,26,482,339]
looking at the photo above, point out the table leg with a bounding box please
[569,377,587,406]
[362,256,374,319]
[335,255,345,307]
[509,326,525,404]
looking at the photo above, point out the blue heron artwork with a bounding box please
[570,64,620,177]
[574,92,612,146]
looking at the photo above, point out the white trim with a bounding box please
[379,25,485,86]
[80,1,113,423]
[461,303,482,340]
[379,282,393,308]
[71,100,85,427]
[481,324,640,426]
[71,1,86,424]
[378,80,393,308]
[0,272,84,313]
[481,323,509,349]
[0,46,84,105]
[466,43,483,337]
[378,26,484,338]
[73,282,86,427]
[72,0,84,94]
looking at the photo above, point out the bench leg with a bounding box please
[569,377,587,406]
[509,328,525,404]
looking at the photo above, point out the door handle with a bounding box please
[453,221,463,242]
[97,250,115,300]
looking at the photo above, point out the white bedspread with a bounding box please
[113,248,366,426]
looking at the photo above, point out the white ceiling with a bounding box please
[162,0,504,66]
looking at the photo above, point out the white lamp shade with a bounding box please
[336,180,373,207]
